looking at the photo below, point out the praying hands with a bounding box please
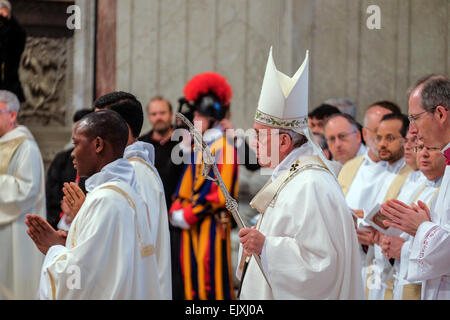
[380,235,405,259]
[25,214,67,255]
[381,199,431,236]
[62,182,86,220]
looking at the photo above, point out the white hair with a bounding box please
[0,90,20,112]
[0,0,11,13]
[278,128,307,148]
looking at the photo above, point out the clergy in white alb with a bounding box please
[337,104,394,298]
[98,93,172,299]
[381,76,450,300]
[365,113,413,300]
[27,110,161,299]
[125,141,172,299]
[0,90,46,299]
[237,47,363,300]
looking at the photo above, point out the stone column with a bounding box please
[96,0,117,99]
[72,0,95,112]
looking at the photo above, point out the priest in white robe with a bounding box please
[0,90,45,299]
[382,141,444,299]
[381,76,450,299]
[237,48,363,300]
[95,92,172,299]
[337,104,395,298]
[26,110,161,299]
[364,113,413,300]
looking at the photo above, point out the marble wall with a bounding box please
[115,0,450,131]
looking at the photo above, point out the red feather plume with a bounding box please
[184,72,232,107]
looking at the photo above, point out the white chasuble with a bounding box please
[124,141,172,299]
[406,165,450,299]
[0,126,46,299]
[238,144,363,299]
[39,159,161,300]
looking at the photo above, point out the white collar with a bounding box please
[409,169,425,183]
[426,175,443,188]
[356,144,367,157]
[203,125,223,145]
[0,125,33,143]
[124,141,155,165]
[363,149,388,168]
[387,157,405,173]
[271,142,315,181]
[85,158,136,193]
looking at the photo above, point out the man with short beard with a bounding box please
[139,96,184,210]
[381,76,450,299]
[139,96,185,299]
[381,141,446,299]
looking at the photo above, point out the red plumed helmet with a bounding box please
[184,72,232,107]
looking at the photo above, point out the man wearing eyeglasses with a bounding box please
[0,90,45,299]
[324,113,365,165]
[381,76,450,299]
[381,141,446,299]
[366,113,415,300]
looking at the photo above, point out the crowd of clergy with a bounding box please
[0,46,449,300]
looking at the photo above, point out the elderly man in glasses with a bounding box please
[381,75,450,299]
[324,113,366,165]
[380,140,446,300]
[0,90,46,299]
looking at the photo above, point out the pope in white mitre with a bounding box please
[237,47,363,300]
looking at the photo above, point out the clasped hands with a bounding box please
[25,215,67,255]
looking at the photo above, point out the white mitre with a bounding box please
[255,47,336,177]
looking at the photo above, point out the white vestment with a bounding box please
[342,150,388,297]
[124,141,172,300]
[405,160,450,300]
[0,126,46,299]
[39,159,161,299]
[367,158,409,300]
[393,175,441,299]
[238,143,363,299]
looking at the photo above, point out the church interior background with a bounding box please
[11,0,450,290]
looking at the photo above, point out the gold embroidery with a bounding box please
[47,268,56,300]
[0,136,26,174]
[100,185,155,258]
[402,283,421,300]
[128,157,156,174]
[384,279,394,300]
[141,245,155,258]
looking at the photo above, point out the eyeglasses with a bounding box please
[0,110,10,115]
[376,134,403,143]
[407,110,429,124]
[326,131,356,144]
[414,145,441,153]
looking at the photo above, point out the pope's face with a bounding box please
[252,122,281,168]
[70,122,98,177]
